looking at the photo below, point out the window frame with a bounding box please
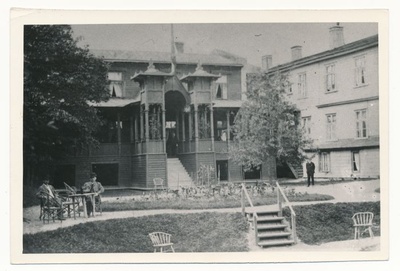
[297,72,307,98]
[351,150,361,172]
[325,63,337,93]
[215,75,228,100]
[326,113,337,141]
[354,55,367,87]
[302,116,311,136]
[319,152,331,173]
[355,109,368,138]
[107,71,124,97]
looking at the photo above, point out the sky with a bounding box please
[72,23,378,67]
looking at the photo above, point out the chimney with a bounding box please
[175,42,184,54]
[261,55,272,72]
[291,46,302,61]
[329,23,345,49]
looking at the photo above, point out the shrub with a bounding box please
[23,185,40,208]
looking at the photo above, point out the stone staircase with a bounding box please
[245,206,295,248]
[167,158,193,189]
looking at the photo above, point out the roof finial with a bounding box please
[147,59,155,70]
[196,60,203,71]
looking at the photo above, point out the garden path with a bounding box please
[22,179,382,251]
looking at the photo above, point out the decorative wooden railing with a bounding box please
[276,182,297,244]
[240,183,260,243]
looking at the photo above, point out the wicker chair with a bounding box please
[148,232,175,253]
[352,212,374,239]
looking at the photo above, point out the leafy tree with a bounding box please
[230,72,312,173]
[24,25,109,181]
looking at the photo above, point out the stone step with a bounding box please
[256,224,288,231]
[257,232,292,239]
[257,239,295,247]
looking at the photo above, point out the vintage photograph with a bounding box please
[11,10,388,264]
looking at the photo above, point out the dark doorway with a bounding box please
[216,160,229,181]
[166,121,177,157]
[53,164,75,189]
[92,163,119,186]
[244,165,261,180]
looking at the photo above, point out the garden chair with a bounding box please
[153,178,165,191]
[148,232,175,253]
[62,182,81,218]
[40,193,64,223]
[352,212,374,239]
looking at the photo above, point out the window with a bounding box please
[319,152,330,172]
[215,75,228,99]
[352,151,360,172]
[326,64,336,92]
[355,109,367,138]
[326,114,336,140]
[108,72,123,97]
[355,56,366,87]
[285,82,293,95]
[298,73,307,98]
[216,160,229,181]
[302,116,311,135]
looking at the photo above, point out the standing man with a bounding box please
[81,172,104,217]
[306,160,316,187]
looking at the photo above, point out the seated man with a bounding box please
[81,172,104,217]
[36,176,64,220]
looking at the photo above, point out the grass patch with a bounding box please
[23,212,249,253]
[102,193,334,212]
[284,201,380,245]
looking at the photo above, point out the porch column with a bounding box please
[194,104,199,152]
[188,108,193,152]
[181,111,186,142]
[176,109,180,141]
[226,110,230,145]
[162,108,166,153]
[210,106,215,151]
[145,105,149,142]
[117,112,121,155]
[130,116,134,143]
[140,105,144,141]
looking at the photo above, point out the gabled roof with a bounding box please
[267,34,378,73]
[91,49,244,67]
[180,62,220,82]
[131,61,172,81]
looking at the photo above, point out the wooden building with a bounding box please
[53,47,275,189]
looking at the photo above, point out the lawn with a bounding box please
[23,212,249,253]
[284,201,380,245]
[23,201,380,253]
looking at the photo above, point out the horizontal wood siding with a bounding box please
[147,154,167,187]
[132,155,147,188]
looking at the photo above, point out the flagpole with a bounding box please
[170,24,176,75]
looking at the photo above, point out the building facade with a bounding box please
[52,46,275,189]
[265,26,379,179]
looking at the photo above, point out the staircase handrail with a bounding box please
[241,183,255,215]
[276,182,297,243]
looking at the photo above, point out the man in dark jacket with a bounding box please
[306,160,315,187]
